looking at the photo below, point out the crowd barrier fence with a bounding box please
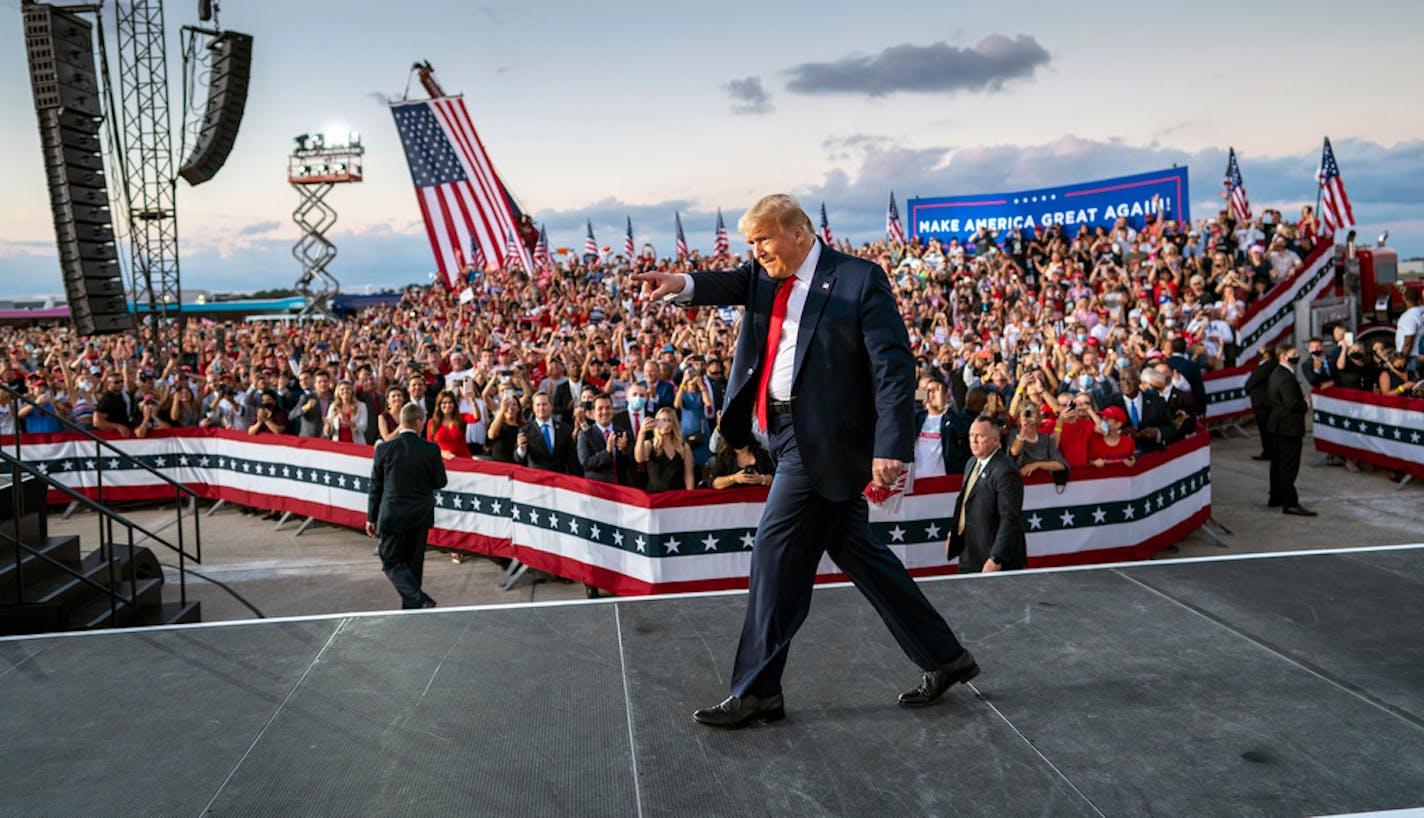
[6,428,1212,595]
[1311,387,1424,486]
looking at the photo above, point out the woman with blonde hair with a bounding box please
[325,381,368,443]
[634,406,694,492]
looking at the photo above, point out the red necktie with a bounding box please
[755,277,796,432]
[605,426,618,482]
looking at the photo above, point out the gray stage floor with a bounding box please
[3,546,1423,817]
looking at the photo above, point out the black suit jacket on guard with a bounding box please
[368,430,448,534]
[947,449,1027,572]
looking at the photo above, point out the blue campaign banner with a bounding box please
[908,167,1191,245]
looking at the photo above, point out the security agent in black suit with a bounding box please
[947,418,1027,573]
[634,194,974,729]
[366,402,448,609]
[1244,347,1278,462]
[515,392,579,474]
[1265,343,1316,516]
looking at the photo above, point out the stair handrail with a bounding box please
[0,448,192,552]
[2,384,201,500]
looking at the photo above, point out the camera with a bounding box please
[740,465,757,475]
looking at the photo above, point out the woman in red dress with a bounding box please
[426,389,470,460]
[1088,406,1137,468]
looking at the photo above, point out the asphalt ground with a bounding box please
[45,430,1420,624]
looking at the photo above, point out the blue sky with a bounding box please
[2,0,1422,297]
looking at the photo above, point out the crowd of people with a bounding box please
[2,204,1338,493]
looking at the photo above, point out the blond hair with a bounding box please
[652,406,684,450]
[738,193,814,236]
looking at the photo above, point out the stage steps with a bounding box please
[1,471,200,635]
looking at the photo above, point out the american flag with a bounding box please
[1317,137,1355,238]
[675,212,689,259]
[472,240,487,272]
[886,191,906,244]
[713,208,729,255]
[583,219,599,263]
[534,223,553,271]
[819,202,832,243]
[390,98,532,287]
[505,229,523,269]
[624,216,636,259]
[1223,148,1251,223]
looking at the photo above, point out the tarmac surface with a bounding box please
[46,430,1421,624]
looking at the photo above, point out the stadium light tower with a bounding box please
[288,131,363,319]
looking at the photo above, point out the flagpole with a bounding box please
[1313,138,1326,245]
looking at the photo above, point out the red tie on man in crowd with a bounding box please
[605,426,618,483]
[755,277,796,432]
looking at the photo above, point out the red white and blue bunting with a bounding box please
[1312,387,1424,481]
[8,429,1210,596]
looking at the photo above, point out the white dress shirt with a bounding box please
[674,241,822,402]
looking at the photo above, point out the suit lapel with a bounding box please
[792,242,836,384]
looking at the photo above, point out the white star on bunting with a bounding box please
[701,534,719,551]
[924,522,941,540]
[1026,513,1043,529]
[740,532,756,549]
[1092,508,1107,524]
[888,525,906,542]
[665,537,680,554]
[1059,510,1075,527]
[612,530,624,546]
[635,536,646,553]
[588,523,601,540]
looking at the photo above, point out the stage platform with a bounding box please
[3,545,1423,817]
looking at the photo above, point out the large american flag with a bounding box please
[819,202,833,243]
[583,219,599,263]
[886,191,906,244]
[1223,148,1252,223]
[534,223,553,271]
[623,216,636,260]
[1317,137,1355,238]
[713,208,729,255]
[391,98,531,287]
[675,212,689,259]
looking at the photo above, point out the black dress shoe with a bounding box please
[899,650,980,708]
[693,694,785,729]
[419,594,437,608]
[1282,506,1318,517]
[1251,453,1271,461]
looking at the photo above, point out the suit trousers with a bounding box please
[1268,433,1302,508]
[1253,408,1275,460]
[730,405,966,698]
[378,528,430,609]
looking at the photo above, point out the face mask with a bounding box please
[1029,343,1042,355]
[1165,319,1177,328]
[627,397,646,411]
[1140,317,1150,329]
[1078,374,1094,389]
[1076,333,1087,342]
[78,381,93,392]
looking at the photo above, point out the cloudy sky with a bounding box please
[2,0,1421,298]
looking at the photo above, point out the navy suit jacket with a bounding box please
[947,450,1027,571]
[368,430,447,534]
[688,241,916,501]
[1168,354,1207,416]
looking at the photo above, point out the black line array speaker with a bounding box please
[24,2,132,336]
[178,31,252,186]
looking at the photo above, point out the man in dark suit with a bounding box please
[577,393,635,485]
[1104,367,1175,453]
[366,402,448,609]
[635,194,974,729]
[946,418,1027,573]
[1244,347,1278,462]
[1266,343,1315,516]
[515,392,579,474]
[1168,338,1207,416]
